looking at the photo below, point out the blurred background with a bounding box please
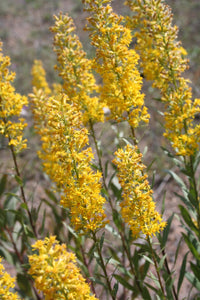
[0,0,199,96]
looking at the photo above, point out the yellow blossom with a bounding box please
[83,0,149,128]
[113,144,166,237]
[50,13,104,124]
[30,91,107,233]
[31,60,52,95]
[0,257,20,300]
[0,41,27,153]
[28,236,98,300]
[126,0,200,156]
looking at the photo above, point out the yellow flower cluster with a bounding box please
[126,0,200,156]
[113,144,166,237]
[50,13,104,125]
[30,91,107,233]
[31,60,52,95]
[0,257,20,300]
[0,42,27,153]
[83,0,149,128]
[28,236,98,300]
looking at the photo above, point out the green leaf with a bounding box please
[0,209,6,228]
[63,223,78,239]
[161,191,166,215]
[177,251,189,295]
[182,233,200,260]
[140,286,151,300]
[112,282,118,298]
[112,209,123,230]
[113,274,135,291]
[14,175,24,187]
[110,180,122,200]
[44,189,58,203]
[193,151,200,172]
[161,147,183,166]
[105,224,120,239]
[166,170,187,193]
[23,224,35,238]
[132,249,140,272]
[99,231,105,252]
[146,158,156,172]
[145,282,162,296]
[0,174,7,197]
[104,160,109,179]
[190,262,200,282]
[142,255,154,265]
[186,272,200,291]
[159,213,174,248]
[17,273,32,296]
[38,209,46,235]
[175,193,194,212]
[188,188,199,208]
[158,253,167,270]
[140,260,150,282]
[174,237,183,266]
[179,205,199,236]
[20,203,28,210]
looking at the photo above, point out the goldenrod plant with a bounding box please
[0,0,200,299]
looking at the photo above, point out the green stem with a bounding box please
[147,235,166,299]
[89,120,114,209]
[92,232,115,300]
[189,156,200,232]
[9,142,38,238]
[89,120,144,296]
[161,248,178,300]
[80,244,97,296]
[119,229,144,296]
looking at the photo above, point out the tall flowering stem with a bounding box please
[28,236,98,300]
[126,0,200,238]
[113,144,166,296]
[30,91,107,233]
[0,42,37,237]
[50,13,104,125]
[113,144,165,238]
[126,0,200,294]
[83,0,149,129]
[126,0,200,157]
[0,42,27,153]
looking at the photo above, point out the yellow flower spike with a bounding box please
[113,144,166,238]
[50,13,104,125]
[126,0,200,156]
[28,236,98,300]
[30,91,107,233]
[0,41,27,153]
[83,0,149,128]
[0,257,20,300]
[31,60,52,95]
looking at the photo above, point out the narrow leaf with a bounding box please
[113,274,135,291]
[177,251,189,294]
